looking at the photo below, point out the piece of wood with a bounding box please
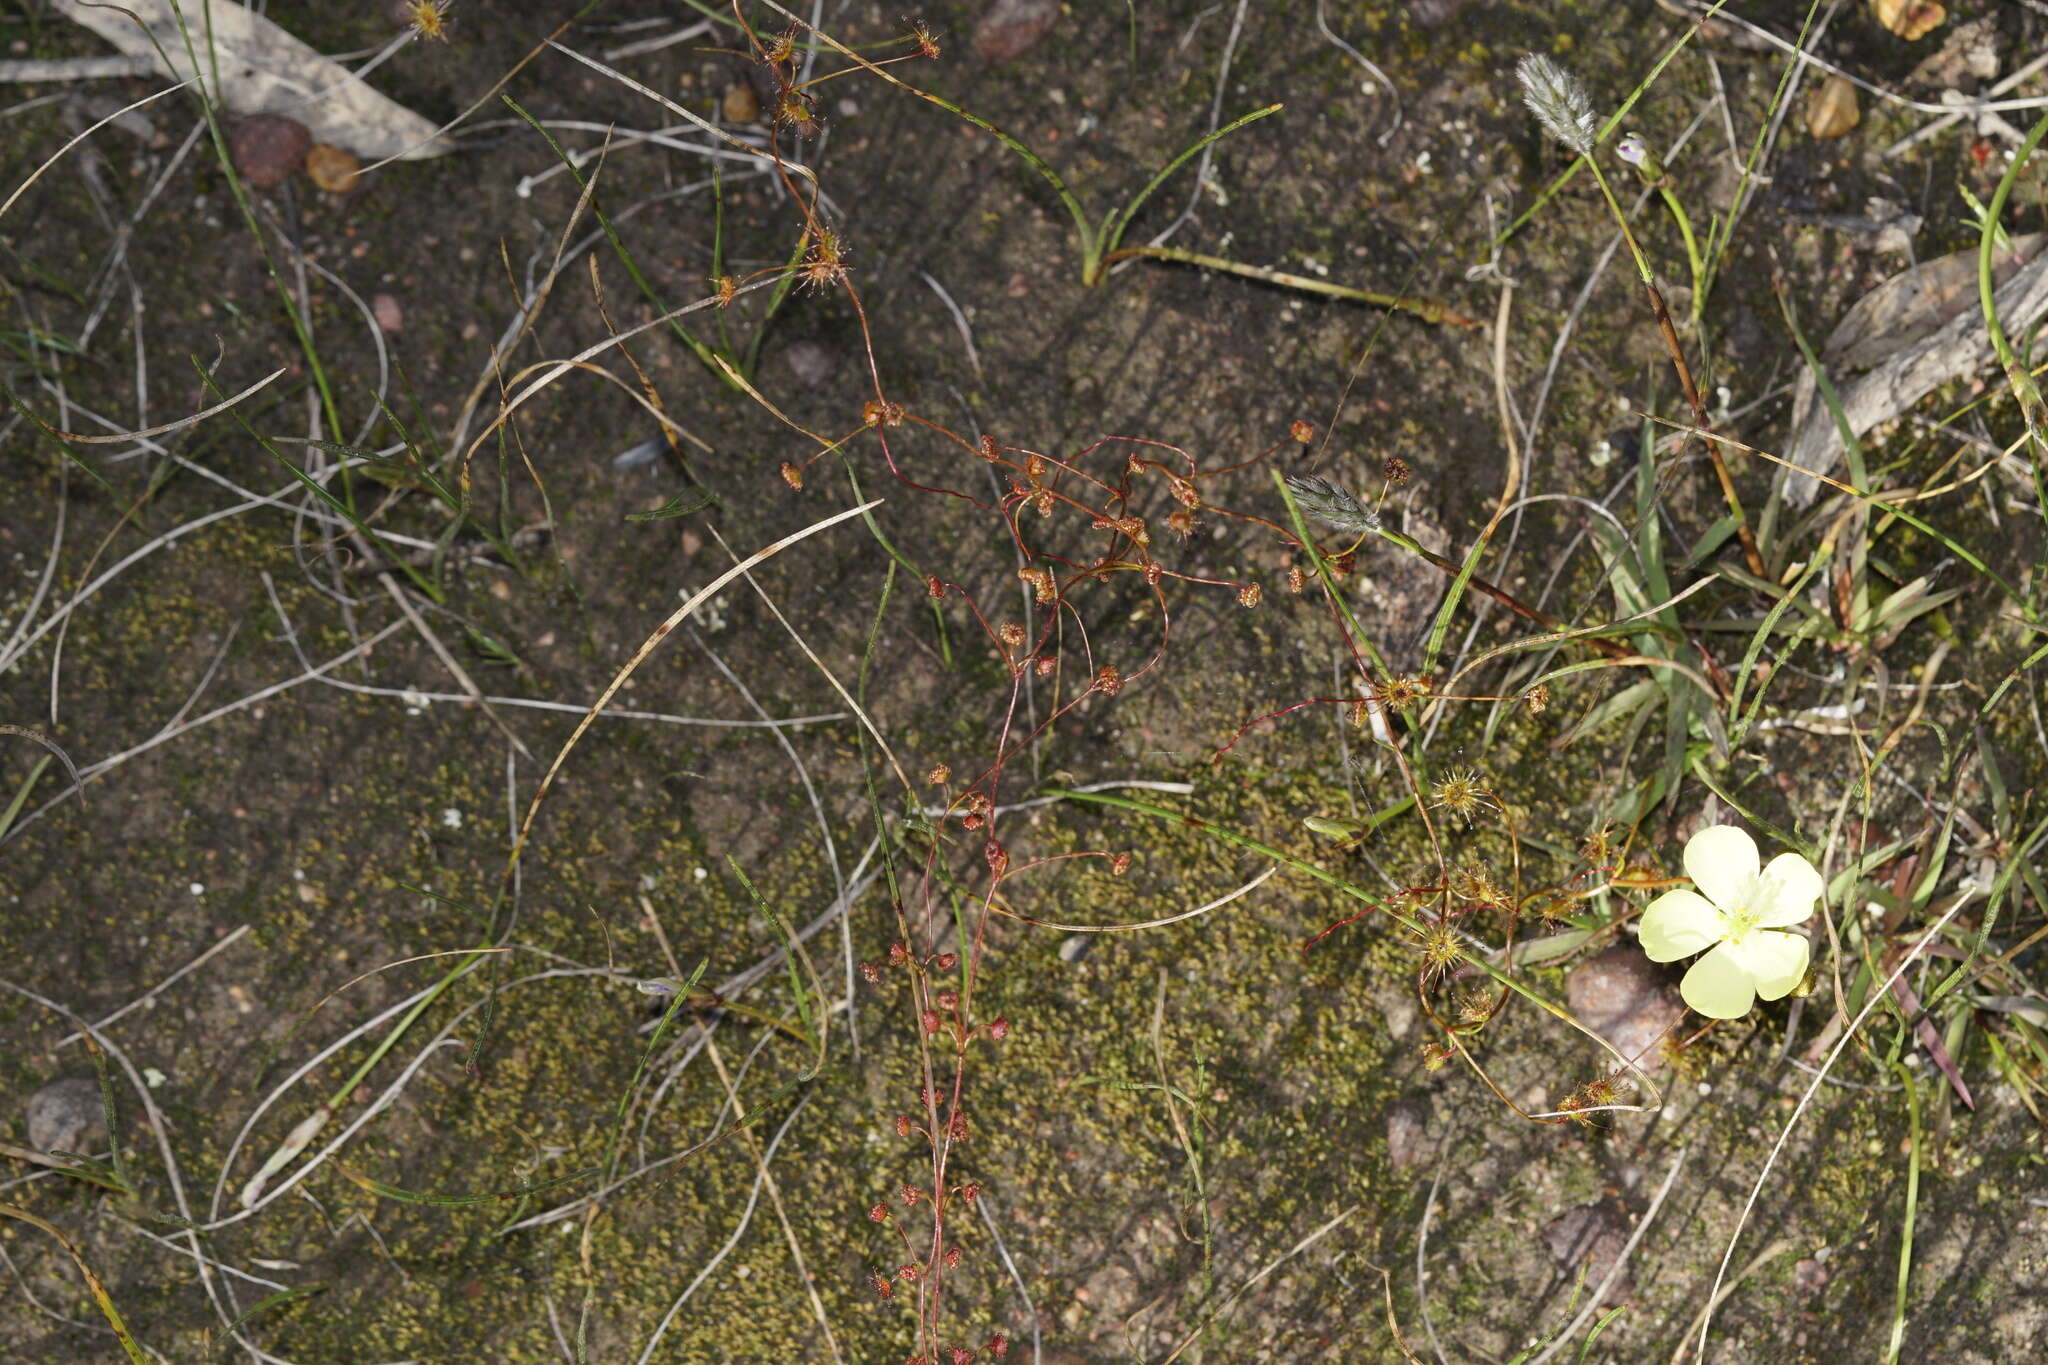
[49,0,451,160]
[1784,235,2048,505]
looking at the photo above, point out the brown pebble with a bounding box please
[372,293,403,333]
[26,1077,106,1153]
[722,83,760,124]
[231,114,311,189]
[305,143,362,194]
[1384,1097,1436,1171]
[1542,1201,1635,1303]
[1567,944,1685,1071]
[973,0,1059,65]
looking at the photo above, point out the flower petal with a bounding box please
[1683,824,1759,911]
[1728,929,1810,1001]
[1679,943,1758,1019]
[1754,851,1823,927]
[1638,890,1726,962]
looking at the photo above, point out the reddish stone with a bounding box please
[973,0,1059,65]
[230,114,311,189]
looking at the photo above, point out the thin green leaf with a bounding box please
[625,488,718,522]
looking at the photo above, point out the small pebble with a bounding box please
[230,114,311,188]
[722,83,760,124]
[1567,944,1684,1071]
[783,339,837,389]
[1384,1097,1436,1171]
[1541,1201,1635,1303]
[373,293,403,333]
[26,1077,104,1154]
[973,0,1059,65]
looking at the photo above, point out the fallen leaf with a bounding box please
[1805,75,1860,139]
[1872,0,1945,42]
[49,0,451,161]
[305,143,362,193]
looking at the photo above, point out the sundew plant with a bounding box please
[1,3,2046,1363]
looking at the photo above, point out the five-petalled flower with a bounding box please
[1637,825,1820,1019]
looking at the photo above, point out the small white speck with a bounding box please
[693,866,708,881]
[1413,150,1432,174]
[293,868,305,881]
[441,808,463,830]
[144,1067,168,1089]
[400,689,432,713]
[189,883,205,896]
[1696,1081,1713,1097]
[1589,439,1615,468]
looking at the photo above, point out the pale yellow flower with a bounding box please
[1638,825,1820,1019]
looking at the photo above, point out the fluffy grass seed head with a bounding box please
[1284,474,1381,537]
[1516,53,1598,157]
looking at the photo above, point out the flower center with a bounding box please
[1721,897,1763,945]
